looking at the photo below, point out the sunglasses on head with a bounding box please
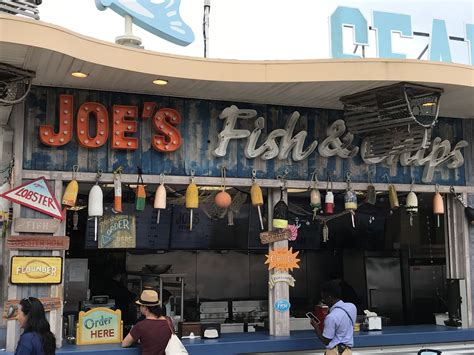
[22,297,32,306]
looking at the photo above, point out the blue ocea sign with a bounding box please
[96,0,194,46]
[330,6,473,65]
[274,299,291,313]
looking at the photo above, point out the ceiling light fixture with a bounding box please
[71,71,88,78]
[153,79,168,86]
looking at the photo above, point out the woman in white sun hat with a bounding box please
[122,289,173,355]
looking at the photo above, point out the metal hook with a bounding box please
[435,183,440,193]
[410,177,415,191]
[190,169,195,182]
[95,169,103,183]
[368,166,375,184]
[326,172,333,191]
[220,166,227,188]
[251,169,257,182]
[72,165,79,180]
[383,173,391,184]
[160,173,165,185]
[310,169,319,188]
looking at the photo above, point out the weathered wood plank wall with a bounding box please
[23,87,467,186]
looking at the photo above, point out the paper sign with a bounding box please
[274,299,291,312]
[265,247,300,271]
[0,178,64,220]
[269,272,296,289]
[3,297,62,319]
[76,307,123,345]
[260,229,291,244]
[10,256,63,284]
[98,215,136,248]
[7,236,70,250]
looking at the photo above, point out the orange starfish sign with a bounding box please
[265,247,300,271]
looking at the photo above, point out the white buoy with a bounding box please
[88,184,103,241]
[154,183,166,224]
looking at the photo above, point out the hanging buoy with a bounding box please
[388,185,400,209]
[273,187,288,229]
[344,173,357,228]
[366,167,376,205]
[113,167,123,213]
[135,167,146,211]
[215,167,232,208]
[433,184,444,228]
[185,172,198,231]
[88,170,103,242]
[324,173,334,215]
[384,174,399,209]
[406,192,418,227]
[72,211,79,231]
[62,165,79,208]
[154,173,167,224]
[405,178,418,227]
[309,171,321,220]
[250,170,264,230]
[215,191,232,208]
[322,221,329,243]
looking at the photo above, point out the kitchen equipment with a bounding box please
[200,301,228,323]
[143,264,172,274]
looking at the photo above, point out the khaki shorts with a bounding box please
[325,347,352,355]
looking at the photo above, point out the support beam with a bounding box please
[21,170,474,193]
[268,187,290,336]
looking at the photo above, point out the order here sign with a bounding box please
[76,308,122,345]
[0,177,64,220]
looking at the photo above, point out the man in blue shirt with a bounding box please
[311,280,357,355]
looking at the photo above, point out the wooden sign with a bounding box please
[260,229,291,244]
[14,218,59,233]
[76,307,123,345]
[98,215,136,248]
[0,178,64,220]
[265,247,300,271]
[7,236,70,250]
[3,297,62,319]
[269,272,296,289]
[10,256,63,284]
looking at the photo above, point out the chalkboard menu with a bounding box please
[86,203,171,249]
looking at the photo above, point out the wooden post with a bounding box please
[268,187,290,336]
[6,102,24,352]
[50,179,65,348]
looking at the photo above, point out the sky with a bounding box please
[39,0,474,64]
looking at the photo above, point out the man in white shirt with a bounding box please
[311,280,357,355]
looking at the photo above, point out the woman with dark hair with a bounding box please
[15,297,56,355]
[122,289,172,355]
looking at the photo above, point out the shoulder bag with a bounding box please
[165,318,189,355]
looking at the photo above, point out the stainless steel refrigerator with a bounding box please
[343,250,404,325]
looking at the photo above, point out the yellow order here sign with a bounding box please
[10,256,63,284]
